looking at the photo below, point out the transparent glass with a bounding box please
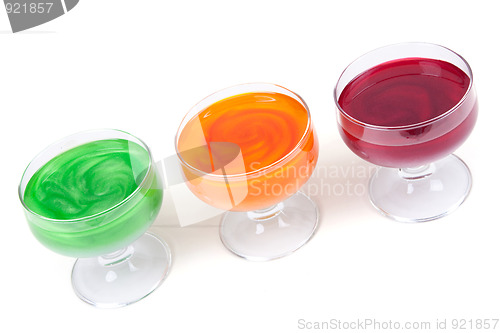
[175,83,320,260]
[334,43,478,222]
[19,129,171,307]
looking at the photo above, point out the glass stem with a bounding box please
[247,202,285,221]
[398,163,436,180]
[98,245,135,267]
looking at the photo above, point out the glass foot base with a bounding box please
[220,192,319,261]
[71,232,172,308]
[369,154,472,222]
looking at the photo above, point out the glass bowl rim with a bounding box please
[333,41,475,131]
[18,128,155,224]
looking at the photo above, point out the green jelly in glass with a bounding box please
[22,139,163,258]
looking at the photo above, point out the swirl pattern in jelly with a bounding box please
[24,139,150,220]
[178,92,309,175]
[177,91,318,211]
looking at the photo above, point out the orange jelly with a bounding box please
[177,91,318,211]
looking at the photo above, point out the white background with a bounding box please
[1,1,499,332]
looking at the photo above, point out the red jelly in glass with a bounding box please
[337,57,477,168]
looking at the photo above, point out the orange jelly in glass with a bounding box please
[176,86,318,211]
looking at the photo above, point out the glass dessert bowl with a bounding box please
[19,129,171,307]
[334,43,478,222]
[175,83,320,260]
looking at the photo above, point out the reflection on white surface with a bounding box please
[430,179,444,192]
[278,216,290,228]
[407,183,414,194]
[105,271,117,283]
